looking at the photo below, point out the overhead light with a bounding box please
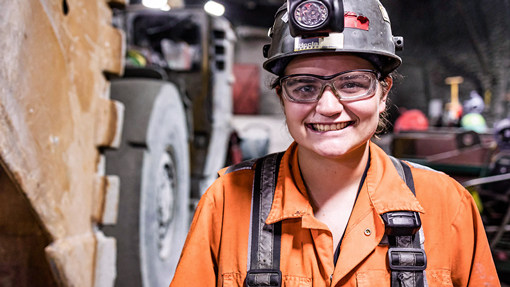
[142,0,168,9]
[161,4,171,11]
[204,1,225,16]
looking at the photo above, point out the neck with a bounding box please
[297,142,370,209]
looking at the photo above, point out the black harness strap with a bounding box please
[387,156,428,287]
[246,152,285,287]
[224,157,258,175]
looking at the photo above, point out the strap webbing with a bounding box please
[224,157,258,175]
[389,156,415,195]
[246,152,284,287]
[388,156,428,287]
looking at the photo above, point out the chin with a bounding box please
[315,150,349,159]
[309,141,367,159]
[315,143,348,156]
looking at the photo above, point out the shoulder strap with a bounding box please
[389,156,415,194]
[386,156,428,287]
[246,152,285,287]
[224,157,258,175]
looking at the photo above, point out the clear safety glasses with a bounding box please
[280,69,381,103]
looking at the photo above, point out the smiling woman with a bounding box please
[169,1,500,286]
[280,54,388,160]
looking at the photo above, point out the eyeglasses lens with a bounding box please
[282,70,377,102]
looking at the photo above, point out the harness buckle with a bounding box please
[246,269,282,287]
[382,211,421,236]
[388,247,427,271]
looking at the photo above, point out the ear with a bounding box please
[276,86,286,108]
[276,85,283,98]
[379,76,393,113]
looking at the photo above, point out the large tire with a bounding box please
[103,79,190,287]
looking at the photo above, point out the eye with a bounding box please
[336,76,371,94]
[294,85,317,93]
[341,81,365,90]
[285,77,321,99]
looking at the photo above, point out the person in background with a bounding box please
[170,0,499,286]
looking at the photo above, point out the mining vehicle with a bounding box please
[102,6,236,287]
[0,1,235,286]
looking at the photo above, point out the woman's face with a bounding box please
[281,53,391,159]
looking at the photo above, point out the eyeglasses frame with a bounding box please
[279,69,382,103]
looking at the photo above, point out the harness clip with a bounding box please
[381,211,421,236]
[388,247,427,271]
[246,269,282,287]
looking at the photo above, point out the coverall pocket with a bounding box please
[425,269,453,286]
[356,270,391,287]
[222,272,243,287]
[356,269,454,286]
[283,275,312,287]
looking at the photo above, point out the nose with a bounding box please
[315,86,344,117]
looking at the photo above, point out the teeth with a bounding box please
[313,122,350,132]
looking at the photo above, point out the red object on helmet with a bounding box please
[394,109,429,133]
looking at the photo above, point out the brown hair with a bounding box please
[269,72,398,135]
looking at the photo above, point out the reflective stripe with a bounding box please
[390,156,406,185]
[407,161,442,174]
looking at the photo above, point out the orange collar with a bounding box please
[266,141,424,226]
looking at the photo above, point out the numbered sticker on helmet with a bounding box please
[294,33,344,51]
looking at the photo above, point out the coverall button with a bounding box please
[364,228,372,236]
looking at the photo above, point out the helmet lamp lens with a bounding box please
[294,1,328,28]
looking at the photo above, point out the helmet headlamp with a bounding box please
[294,1,328,28]
[288,0,344,38]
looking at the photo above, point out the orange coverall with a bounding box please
[170,142,500,286]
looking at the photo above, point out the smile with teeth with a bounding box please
[311,121,353,132]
